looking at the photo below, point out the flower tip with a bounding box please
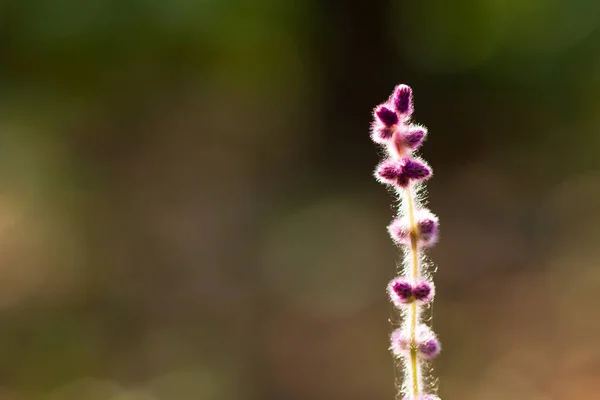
[393,84,413,116]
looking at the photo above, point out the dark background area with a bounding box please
[0,0,599,399]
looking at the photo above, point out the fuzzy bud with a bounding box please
[392,84,413,116]
[416,209,439,247]
[387,209,438,247]
[390,325,441,360]
[375,105,399,127]
[370,125,396,144]
[390,328,412,357]
[387,125,426,158]
[387,278,435,307]
[414,325,441,360]
[375,158,431,188]
[387,216,411,245]
[387,278,414,306]
[375,159,404,186]
[403,126,427,150]
[401,158,432,184]
[413,280,435,303]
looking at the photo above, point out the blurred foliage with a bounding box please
[0,0,600,399]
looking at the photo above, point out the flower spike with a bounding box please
[371,84,442,399]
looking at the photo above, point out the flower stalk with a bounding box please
[371,84,441,400]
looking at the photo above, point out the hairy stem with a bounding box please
[405,186,421,397]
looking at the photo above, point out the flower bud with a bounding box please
[375,105,399,127]
[392,84,414,116]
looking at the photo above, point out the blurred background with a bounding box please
[0,0,600,399]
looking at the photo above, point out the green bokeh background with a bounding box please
[1,0,600,399]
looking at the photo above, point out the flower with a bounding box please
[375,158,431,188]
[387,278,435,307]
[390,325,441,360]
[392,84,414,116]
[387,209,439,247]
